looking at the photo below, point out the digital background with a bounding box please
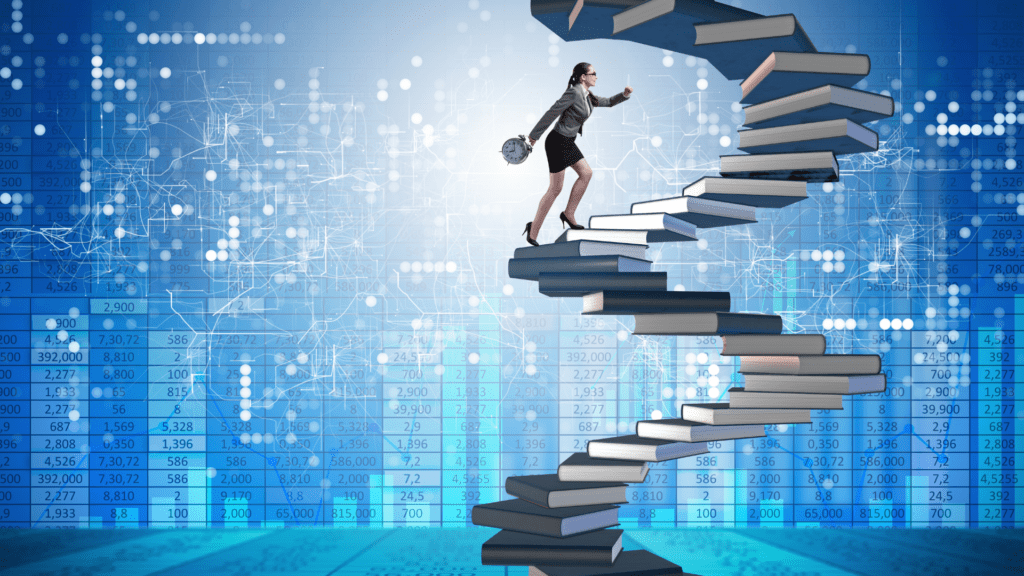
[0,0,1022,535]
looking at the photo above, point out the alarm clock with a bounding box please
[501,134,533,165]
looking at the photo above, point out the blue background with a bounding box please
[0,0,1022,536]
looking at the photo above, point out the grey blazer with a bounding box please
[529,82,629,142]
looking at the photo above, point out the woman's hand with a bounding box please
[623,86,633,97]
[529,138,537,146]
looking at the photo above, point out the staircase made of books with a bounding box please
[472,1,895,574]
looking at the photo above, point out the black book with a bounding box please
[508,256,653,281]
[721,334,826,356]
[633,312,782,335]
[583,290,730,315]
[506,474,628,508]
[529,549,686,576]
[538,272,667,297]
[514,240,648,261]
[719,151,840,183]
[472,499,619,538]
[482,529,623,566]
[559,452,650,483]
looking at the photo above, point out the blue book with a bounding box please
[538,272,667,297]
[509,256,652,281]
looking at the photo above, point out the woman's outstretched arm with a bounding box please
[592,86,633,107]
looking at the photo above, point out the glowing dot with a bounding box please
[205,250,217,261]
[891,319,903,330]
[69,342,80,353]
[365,295,377,307]
[411,113,422,124]
[823,318,834,330]
[194,32,205,44]
[240,364,252,375]
[904,318,914,330]
[262,135,274,147]
[239,410,251,421]
[68,410,80,421]
[411,55,423,67]
[205,170,217,181]
[377,90,388,101]
[696,78,708,90]
[880,318,891,330]
[651,410,663,420]
[502,284,514,296]
[719,136,731,147]
[400,78,411,90]
[45,318,57,330]
[263,204,274,216]
[159,67,171,78]
[33,124,45,136]
[377,352,389,364]
[468,353,480,364]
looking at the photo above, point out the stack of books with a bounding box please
[472,455,705,574]
[500,1,897,573]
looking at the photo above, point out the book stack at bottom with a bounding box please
[472,466,700,574]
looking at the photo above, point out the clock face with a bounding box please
[502,138,528,164]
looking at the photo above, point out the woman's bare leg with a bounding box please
[530,170,566,241]
[562,158,593,227]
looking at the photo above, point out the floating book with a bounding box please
[721,334,826,356]
[743,84,895,129]
[739,354,881,375]
[529,549,686,576]
[538,272,667,297]
[556,228,650,246]
[587,435,709,462]
[741,51,872,105]
[514,240,648,261]
[682,177,807,209]
[509,256,653,281]
[633,312,783,336]
[583,290,730,315]
[737,118,878,155]
[608,0,759,39]
[636,418,766,442]
[720,151,839,182]
[742,373,887,395]
[629,196,757,228]
[680,403,812,425]
[727,387,843,410]
[559,452,650,483]
[506,475,628,509]
[472,499,619,538]
[482,529,623,566]
[693,14,816,80]
[588,213,698,242]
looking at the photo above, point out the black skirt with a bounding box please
[545,130,584,173]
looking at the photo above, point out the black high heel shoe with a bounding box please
[523,222,539,246]
[559,212,584,230]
